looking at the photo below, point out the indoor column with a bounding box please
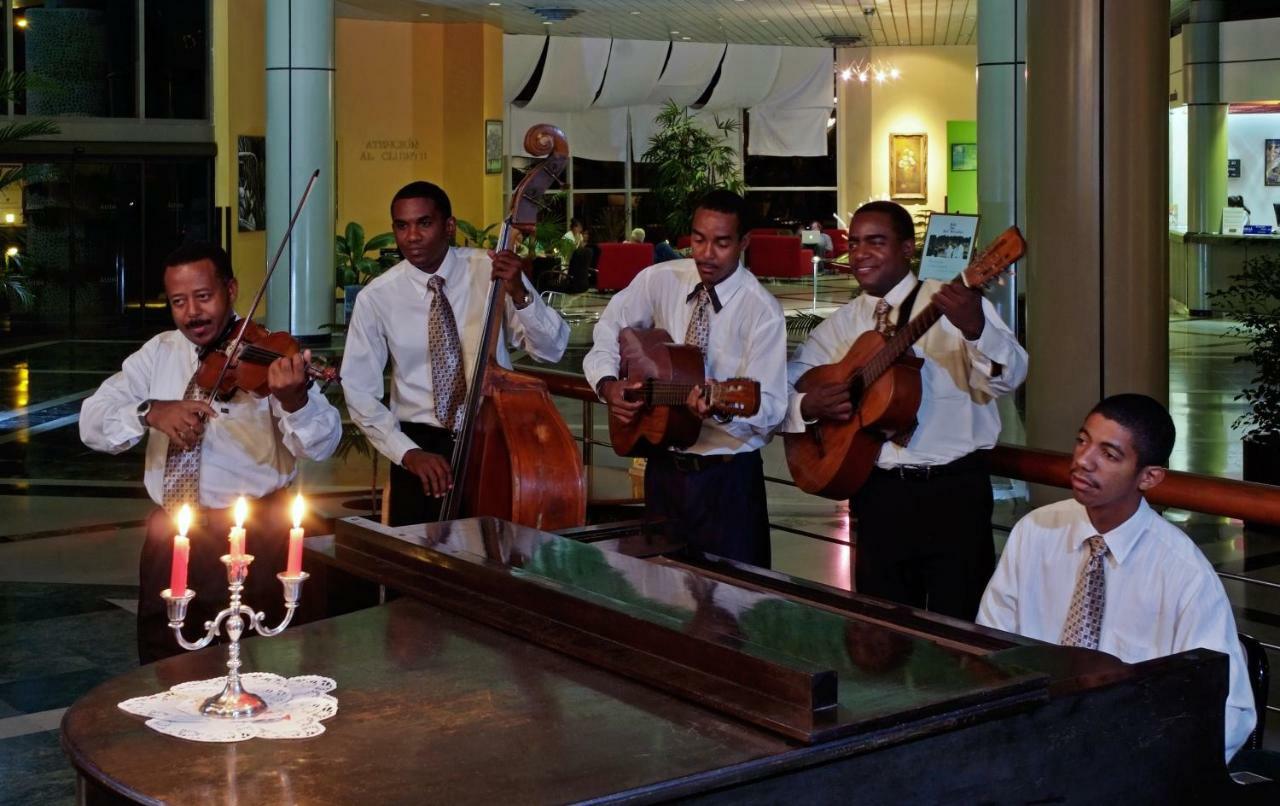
[1024,0,1169,455]
[265,0,335,338]
[1183,0,1226,313]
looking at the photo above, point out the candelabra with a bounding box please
[160,554,308,718]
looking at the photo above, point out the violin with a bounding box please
[196,318,340,400]
[195,169,334,403]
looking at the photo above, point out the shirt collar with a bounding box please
[880,271,919,308]
[1069,497,1153,566]
[402,248,461,298]
[688,263,748,313]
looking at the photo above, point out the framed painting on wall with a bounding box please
[485,120,504,175]
[950,142,977,172]
[890,133,927,200]
[1266,139,1280,187]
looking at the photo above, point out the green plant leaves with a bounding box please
[1210,253,1280,443]
[640,100,746,237]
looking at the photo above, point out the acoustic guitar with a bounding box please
[608,327,761,457]
[783,226,1026,500]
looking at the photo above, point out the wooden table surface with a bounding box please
[61,597,794,805]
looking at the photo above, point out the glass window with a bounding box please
[571,156,624,190]
[573,192,629,244]
[14,0,137,117]
[744,116,838,188]
[745,190,837,231]
[145,0,208,119]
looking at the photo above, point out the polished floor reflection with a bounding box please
[1,282,1276,803]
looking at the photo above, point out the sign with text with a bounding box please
[919,213,980,282]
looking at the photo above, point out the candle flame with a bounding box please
[177,504,192,537]
[234,496,248,528]
[291,493,305,529]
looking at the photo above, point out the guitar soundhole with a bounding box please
[848,376,865,407]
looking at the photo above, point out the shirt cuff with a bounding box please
[388,430,424,467]
[966,320,1012,366]
[781,392,810,433]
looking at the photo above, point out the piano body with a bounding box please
[61,516,1234,803]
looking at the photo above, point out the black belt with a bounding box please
[872,449,991,482]
[666,451,740,474]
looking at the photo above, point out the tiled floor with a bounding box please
[1,275,1277,803]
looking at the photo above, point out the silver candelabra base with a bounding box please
[161,554,308,719]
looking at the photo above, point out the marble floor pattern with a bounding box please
[1,277,1277,803]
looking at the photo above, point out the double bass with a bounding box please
[439,124,586,530]
[784,227,1026,500]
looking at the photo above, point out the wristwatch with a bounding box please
[137,399,154,429]
[511,285,533,309]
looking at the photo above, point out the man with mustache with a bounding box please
[783,200,1027,620]
[80,241,342,662]
[341,181,568,525]
[584,189,787,567]
[977,394,1254,761]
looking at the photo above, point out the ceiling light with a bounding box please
[489,2,501,5]
[671,30,679,34]
[631,10,641,14]
[840,67,853,81]
[681,36,691,40]
[3,214,13,224]
[15,17,27,28]
[419,12,429,16]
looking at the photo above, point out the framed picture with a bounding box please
[1266,139,1280,187]
[889,133,927,200]
[918,212,979,282]
[1228,158,1241,178]
[236,135,266,232]
[485,120,504,175]
[950,142,977,172]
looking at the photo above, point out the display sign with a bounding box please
[1222,207,1248,235]
[1228,158,1241,178]
[919,213,980,282]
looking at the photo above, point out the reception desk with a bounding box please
[1170,230,1280,313]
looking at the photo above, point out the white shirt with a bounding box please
[340,249,569,465]
[977,498,1256,761]
[79,329,342,509]
[783,273,1028,467]
[583,260,788,455]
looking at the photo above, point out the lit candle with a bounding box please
[169,504,192,594]
[228,496,248,558]
[286,493,305,576]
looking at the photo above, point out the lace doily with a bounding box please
[118,673,338,742]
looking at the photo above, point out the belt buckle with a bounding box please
[897,464,931,481]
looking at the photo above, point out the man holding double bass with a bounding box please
[585,189,788,567]
[783,201,1027,620]
[341,181,569,526]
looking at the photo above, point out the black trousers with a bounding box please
[388,421,455,527]
[137,490,291,664]
[644,450,771,568]
[850,452,995,621]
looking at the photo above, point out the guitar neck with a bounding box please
[856,295,946,387]
[627,381,702,407]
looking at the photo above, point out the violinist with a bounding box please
[782,201,1027,620]
[79,241,342,663]
[340,181,569,526]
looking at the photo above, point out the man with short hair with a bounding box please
[341,181,569,526]
[80,241,342,663]
[627,227,646,244]
[784,200,1027,620]
[977,394,1255,761]
[584,189,787,566]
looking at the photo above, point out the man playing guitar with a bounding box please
[783,201,1028,619]
[585,190,788,567]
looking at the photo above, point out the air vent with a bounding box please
[528,6,581,22]
[821,34,864,47]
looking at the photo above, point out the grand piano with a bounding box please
[61,515,1234,803]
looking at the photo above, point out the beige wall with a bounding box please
[837,45,978,220]
[213,0,267,317]
[335,19,503,238]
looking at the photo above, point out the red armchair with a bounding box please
[824,228,848,258]
[675,235,691,250]
[595,242,655,291]
[745,234,814,278]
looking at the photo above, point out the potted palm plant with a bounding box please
[1210,253,1280,518]
[641,100,745,238]
[336,222,396,321]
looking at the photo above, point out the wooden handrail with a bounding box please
[522,368,1280,527]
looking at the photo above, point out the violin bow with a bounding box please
[207,168,321,398]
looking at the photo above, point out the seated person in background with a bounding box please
[977,394,1255,762]
[627,227,646,244]
[564,218,585,249]
[805,220,834,258]
[652,230,681,263]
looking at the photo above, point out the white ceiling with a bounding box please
[334,0,980,47]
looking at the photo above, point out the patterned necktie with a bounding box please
[427,274,467,432]
[873,298,895,336]
[1061,535,1109,650]
[161,374,207,515]
[685,285,712,355]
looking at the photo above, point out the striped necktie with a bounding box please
[160,374,207,514]
[427,274,467,432]
[1061,535,1109,650]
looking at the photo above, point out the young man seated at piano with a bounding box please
[340,181,569,526]
[977,394,1255,761]
[584,189,788,567]
[782,200,1028,620]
